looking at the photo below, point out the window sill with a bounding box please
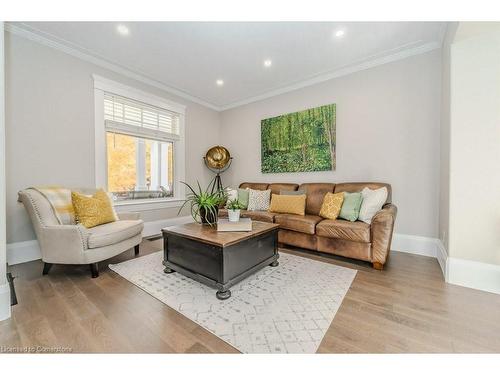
[113,197,185,212]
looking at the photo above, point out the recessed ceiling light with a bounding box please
[216,79,224,86]
[335,29,345,38]
[116,24,130,36]
[263,59,273,68]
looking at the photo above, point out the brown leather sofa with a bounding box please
[220,182,397,269]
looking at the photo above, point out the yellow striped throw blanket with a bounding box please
[31,186,75,225]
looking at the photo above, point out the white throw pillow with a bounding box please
[358,187,388,224]
[247,189,271,211]
[225,188,238,206]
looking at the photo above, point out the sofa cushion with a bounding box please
[274,214,323,234]
[242,210,276,223]
[268,183,299,195]
[334,182,392,204]
[338,192,363,222]
[297,183,336,215]
[319,192,344,220]
[218,208,276,223]
[358,186,388,224]
[316,219,371,243]
[237,188,250,209]
[247,188,271,211]
[87,220,144,249]
[280,189,306,196]
[269,194,306,215]
[239,182,269,191]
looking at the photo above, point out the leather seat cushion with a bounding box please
[219,209,275,223]
[241,210,276,223]
[87,220,144,249]
[274,214,323,234]
[316,219,371,243]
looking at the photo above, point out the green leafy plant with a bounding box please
[178,180,227,225]
[226,198,243,211]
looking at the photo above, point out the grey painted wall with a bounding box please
[219,50,442,238]
[5,33,220,243]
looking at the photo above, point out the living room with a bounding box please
[1,0,500,370]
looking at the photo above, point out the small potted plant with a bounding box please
[178,180,227,226]
[226,198,243,222]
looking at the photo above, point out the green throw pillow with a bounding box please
[237,188,249,209]
[339,192,363,222]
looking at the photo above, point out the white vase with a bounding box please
[228,209,241,222]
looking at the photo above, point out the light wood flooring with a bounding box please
[2,239,500,353]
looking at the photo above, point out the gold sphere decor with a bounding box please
[203,146,232,193]
[205,146,231,170]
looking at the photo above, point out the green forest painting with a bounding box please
[261,104,336,173]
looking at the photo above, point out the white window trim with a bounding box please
[93,75,186,210]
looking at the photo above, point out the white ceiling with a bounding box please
[13,22,447,110]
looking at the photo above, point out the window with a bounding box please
[106,133,174,201]
[94,75,185,207]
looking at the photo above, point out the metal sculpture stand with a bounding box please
[204,157,233,193]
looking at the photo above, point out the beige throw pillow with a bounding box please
[358,187,388,224]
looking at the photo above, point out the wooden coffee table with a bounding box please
[162,221,279,300]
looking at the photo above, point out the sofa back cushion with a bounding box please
[298,183,336,215]
[334,182,392,204]
[239,182,269,191]
[268,183,299,195]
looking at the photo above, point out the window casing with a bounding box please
[93,75,185,209]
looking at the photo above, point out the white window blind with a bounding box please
[104,93,180,141]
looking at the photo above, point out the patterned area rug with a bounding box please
[109,251,356,353]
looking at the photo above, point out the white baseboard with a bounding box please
[0,283,11,321]
[6,215,194,265]
[391,233,439,258]
[7,239,41,266]
[142,215,193,237]
[447,257,500,295]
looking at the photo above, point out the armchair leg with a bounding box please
[134,244,140,256]
[90,263,99,278]
[42,262,53,275]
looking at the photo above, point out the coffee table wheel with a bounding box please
[216,290,231,300]
[270,260,279,267]
[163,266,175,274]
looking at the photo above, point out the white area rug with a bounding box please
[109,251,356,353]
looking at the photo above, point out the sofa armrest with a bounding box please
[38,225,89,264]
[117,212,141,221]
[370,203,397,265]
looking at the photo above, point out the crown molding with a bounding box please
[218,40,441,111]
[4,23,220,111]
[5,23,442,112]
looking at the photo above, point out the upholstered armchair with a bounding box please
[18,188,144,278]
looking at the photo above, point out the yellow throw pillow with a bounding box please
[319,192,344,220]
[71,189,116,228]
[269,194,306,215]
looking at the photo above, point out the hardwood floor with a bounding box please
[2,239,500,353]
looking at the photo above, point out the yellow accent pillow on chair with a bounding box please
[71,189,117,228]
[319,192,344,220]
[269,194,306,215]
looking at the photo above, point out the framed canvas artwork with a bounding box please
[261,104,336,173]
